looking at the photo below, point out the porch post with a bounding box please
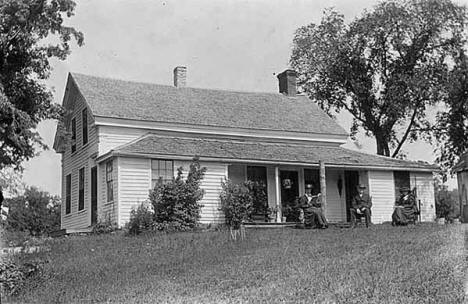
[320,160,327,216]
[275,166,282,222]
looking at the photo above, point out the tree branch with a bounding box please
[391,104,419,157]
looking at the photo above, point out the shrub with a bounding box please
[91,213,118,235]
[127,202,154,235]
[246,181,268,215]
[150,157,206,231]
[0,257,44,296]
[3,187,60,236]
[220,180,254,229]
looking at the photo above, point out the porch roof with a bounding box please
[104,134,438,172]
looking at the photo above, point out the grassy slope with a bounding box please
[8,224,466,304]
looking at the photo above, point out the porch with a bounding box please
[227,163,367,224]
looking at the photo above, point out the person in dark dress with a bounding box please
[350,184,372,228]
[299,184,328,229]
[392,187,418,226]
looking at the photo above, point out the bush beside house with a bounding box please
[127,157,207,234]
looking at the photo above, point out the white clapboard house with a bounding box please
[53,67,437,230]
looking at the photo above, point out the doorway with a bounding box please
[91,166,98,225]
[280,170,299,221]
[344,171,359,222]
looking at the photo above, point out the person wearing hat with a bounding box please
[350,184,372,228]
[299,184,328,229]
[392,186,418,226]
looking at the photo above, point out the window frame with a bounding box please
[82,108,88,146]
[65,174,71,214]
[151,159,174,188]
[78,167,85,211]
[106,160,113,202]
[393,171,411,198]
[71,117,77,153]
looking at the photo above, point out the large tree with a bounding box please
[0,0,83,170]
[433,51,468,176]
[291,0,466,157]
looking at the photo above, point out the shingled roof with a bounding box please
[108,134,437,171]
[70,73,348,136]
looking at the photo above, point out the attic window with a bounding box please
[71,118,76,153]
[82,108,88,146]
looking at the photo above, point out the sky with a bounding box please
[21,0,464,195]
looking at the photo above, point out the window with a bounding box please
[82,108,88,146]
[394,171,410,198]
[65,174,71,214]
[151,159,173,188]
[106,161,113,202]
[71,118,76,153]
[304,169,320,195]
[78,167,85,211]
[247,166,267,184]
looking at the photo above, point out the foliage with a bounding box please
[433,51,468,176]
[0,0,84,170]
[3,187,60,236]
[5,225,466,303]
[0,257,44,296]
[290,0,467,157]
[126,202,154,235]
[435,183,459,220]
[150,157,206,231]
[219,180,254,229]
[0,167,25,196]
[246,180,268,215]
[91,213,118,235]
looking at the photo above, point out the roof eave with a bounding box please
[105,150,437,172]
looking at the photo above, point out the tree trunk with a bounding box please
[375,132,391,156]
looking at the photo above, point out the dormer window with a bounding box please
[82,108,88,145]
[71,118,76,153]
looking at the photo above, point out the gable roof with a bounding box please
[70,73,348,136]
[105,133,437,171]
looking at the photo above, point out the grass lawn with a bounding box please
[5,224,466,303]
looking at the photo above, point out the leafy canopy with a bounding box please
[291,0,467,157]
[433,51,468,176]
[0,0,83,170]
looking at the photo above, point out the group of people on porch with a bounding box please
[298,183,419,228]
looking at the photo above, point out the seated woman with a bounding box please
[392,187,419,226]
[299,184,328,229]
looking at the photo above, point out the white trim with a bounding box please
[275,166,281,222]
[116,157,121,227]
[97,151,436,173]
[94,116,348,145]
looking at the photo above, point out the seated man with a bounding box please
[350,184,372,228]
[392,187,418,226]
[299,184,328,229]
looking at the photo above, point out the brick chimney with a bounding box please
[173,66,187,88]
[277,69,297,97]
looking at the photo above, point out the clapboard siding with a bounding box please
[368,171,395,224]
[174,161,227,224]
[326,169,346,222]
[61,80,99,230]
[98,125,147,154]
[410,172,436,222]
[118,157,151,226]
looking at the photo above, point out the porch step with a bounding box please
[244,222,300,228]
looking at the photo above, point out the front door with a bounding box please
[280,170,299,221]
[345,171,359,221]
[91,166,98,225]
